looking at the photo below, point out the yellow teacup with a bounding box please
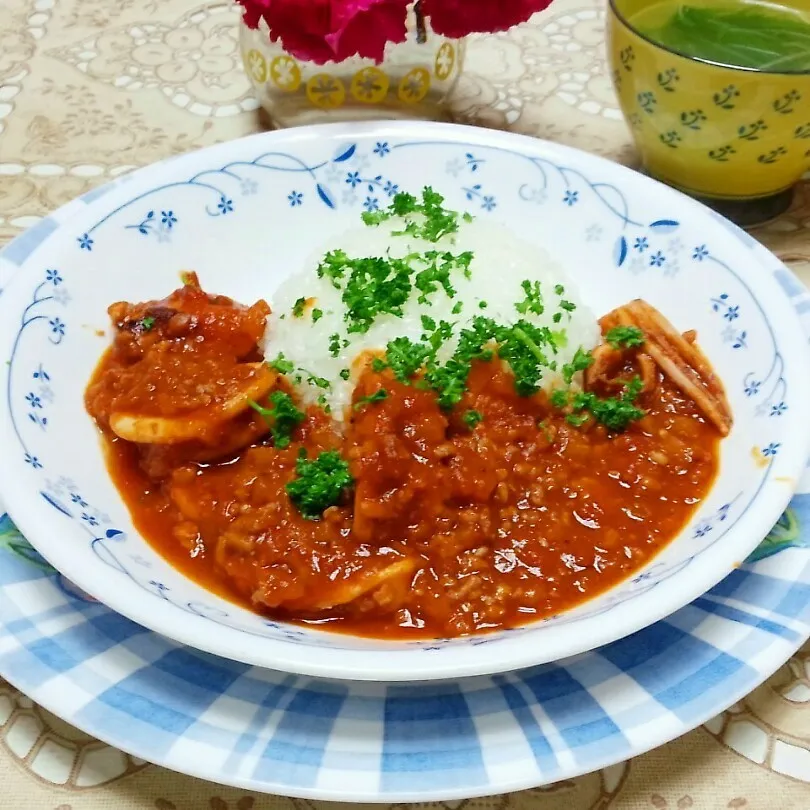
[607,0,810,223]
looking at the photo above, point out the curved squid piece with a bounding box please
[109,363,277,444]
[601,300,733,436]
[637,352,657,394]
[583,343,623,390]
[584,343,658,395]
[131,411,272,480]
[287,557,419,613]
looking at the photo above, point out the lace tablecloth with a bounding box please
[1,0,809,807]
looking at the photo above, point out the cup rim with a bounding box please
[608,0,810,77]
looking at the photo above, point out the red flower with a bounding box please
[237,0,411,65]
[421,0,554,38]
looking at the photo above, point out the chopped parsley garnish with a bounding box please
[378,337,432,382]
[498,321,559,397]
[463,409,483,429]
[451,301,463,315]
[417,188,464,242]
[367,315,564,408]
[554,284,565,295]
[552,296,576,322]
[140,316,155,331]
[425,357,470,409]
[551,329,568,349]
[336,255,413,333]
[292,297,307,317]
[623,375,645,401]
[421,314,437,332]
[354,388,388,410]
[317,250,350,288]
[561,347,594,384]
[311,308,324,323]
[605,325,645,349]
[339,368,351,381]
[553,376,645,432]
[515,279,544,316]
[361,192,416,228]
[420,316,492,407]
[565,412,590,427]
[314,192,475,335]
[299,368,330,389]
[428,319,454,350]
[268,353,295,374]
[286,450,354,519]
[579,391,644,431]
[414,250,472,303]
[328,333,342,357]
[363,187,465,243]
[478,300,488,309]
[248,390,305,449]
[550,389,569,409]
[537,419,554,442]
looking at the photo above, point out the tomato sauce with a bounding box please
[85,281,721,639]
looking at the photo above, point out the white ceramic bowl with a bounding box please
[1,121,808,681]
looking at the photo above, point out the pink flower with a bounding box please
[237,0,410,65]
[421,0,555,38]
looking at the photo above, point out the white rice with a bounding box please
[264,216,600,422]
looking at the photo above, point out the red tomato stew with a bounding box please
[85,274,730,639]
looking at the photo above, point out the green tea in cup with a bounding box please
[607,0,810,226]
[629,0,810,72]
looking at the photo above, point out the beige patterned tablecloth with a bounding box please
[2,0,810,807]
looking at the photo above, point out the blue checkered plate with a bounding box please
[0,170,809,800]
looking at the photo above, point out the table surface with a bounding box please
[1,0,810,808]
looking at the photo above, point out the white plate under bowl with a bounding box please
[0,121,808,681]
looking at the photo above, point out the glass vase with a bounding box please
[238,6,464,128]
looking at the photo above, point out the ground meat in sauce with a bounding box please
[86,283,721,640]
